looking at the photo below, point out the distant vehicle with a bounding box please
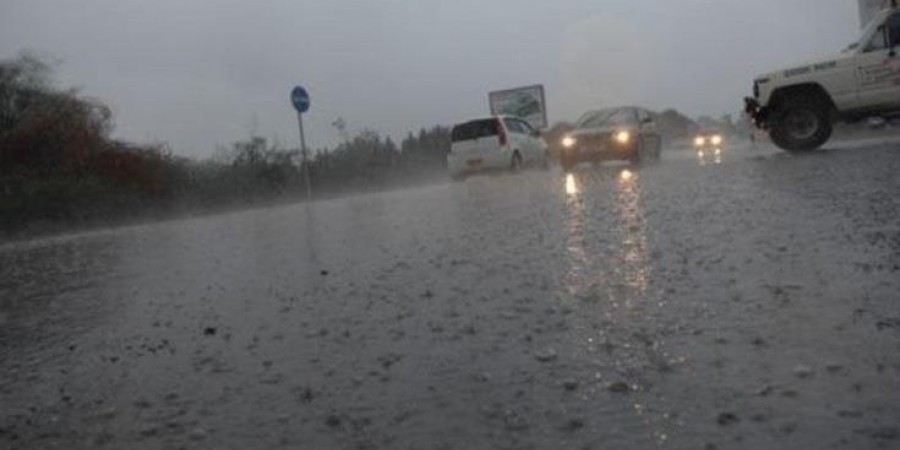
[745,4,900,152]
[693,129,725,159]
[447,116,549,180]
[559,107,662,170]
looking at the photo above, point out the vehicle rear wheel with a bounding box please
[769,95,833,153]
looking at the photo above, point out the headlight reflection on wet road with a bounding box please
[565,173,580,197]
[562,168,670,446]
[564,173,588,294]
[562,169,651,297]
[697,149,723,166]
[614,168,670,446]
[616,168,650,295]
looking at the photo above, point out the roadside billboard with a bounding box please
[489,85,548,130]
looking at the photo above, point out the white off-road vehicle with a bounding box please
[745,4,900,152]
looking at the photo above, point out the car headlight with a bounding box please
[694,136,706,147]
[562,136,577,148]
[614,130,631,144]
[711,135,723,146]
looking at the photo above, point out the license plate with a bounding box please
[466,158,483,167]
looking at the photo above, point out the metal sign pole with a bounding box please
[290,85,312,201]
[297,111,312,201]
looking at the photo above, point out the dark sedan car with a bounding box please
[559,107,662,170]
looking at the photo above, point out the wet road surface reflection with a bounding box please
[563,167,650,298]
[697,148,723,166]
[562,166,671,446]
[614,169,650,295]
[2,145,900,449]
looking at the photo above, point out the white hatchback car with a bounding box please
[447,116,549,180]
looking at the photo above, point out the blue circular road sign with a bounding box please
[291,86,311,114]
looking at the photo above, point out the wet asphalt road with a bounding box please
[1,141,900,450]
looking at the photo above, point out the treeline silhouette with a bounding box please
[0,53,450,237]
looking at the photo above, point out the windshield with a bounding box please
[845,14,883,52]
[576,108,637,128]
[3,3,900,450]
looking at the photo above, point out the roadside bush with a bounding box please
[0,52,467,238]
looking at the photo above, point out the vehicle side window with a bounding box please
[637,110,649,124]
[867,26,887,52]
[504,119,525,134]
[517,120,535,136]
[502,119,515,134]
[869,15,900,52]
[889,14,900,48]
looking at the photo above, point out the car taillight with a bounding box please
[496,119,508,147]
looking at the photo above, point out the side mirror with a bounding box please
[531,129,542,138]
[641,117,654,125]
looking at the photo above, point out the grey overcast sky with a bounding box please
[1,0,860,157]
